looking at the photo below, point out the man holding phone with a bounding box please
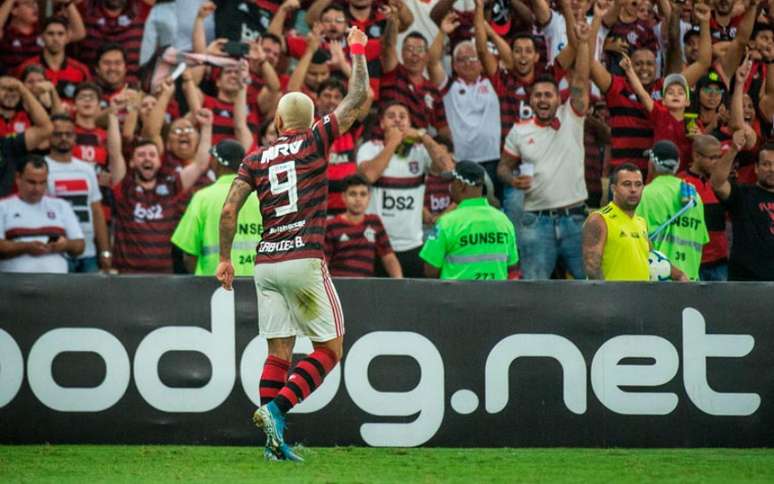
[0,155,84,273]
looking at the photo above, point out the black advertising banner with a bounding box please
[0,274,772,447]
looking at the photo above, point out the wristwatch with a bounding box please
[100,250,112,258]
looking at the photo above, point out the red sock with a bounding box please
[274,348,338,414]
[259,355,290,406]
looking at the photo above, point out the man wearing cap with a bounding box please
[420,161,518,280]
[171,139,262,276]
[636,140,708,280]
[694,71,726,135]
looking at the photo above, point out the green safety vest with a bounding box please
[420,197,518,280]
[171,174,262,276]
[635,175,709,280]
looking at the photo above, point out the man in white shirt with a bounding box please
[496,20,591,280]
[0,155,84,273]
[45,113,111,272]
[357,102,450,277]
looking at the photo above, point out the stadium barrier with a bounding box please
[1,274,772,447]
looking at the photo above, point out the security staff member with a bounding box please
[171,139,262,275]
[420,161,519,280]
[582,163,650,281]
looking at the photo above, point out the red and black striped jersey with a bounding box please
[73,124,107,167]
[237,113,340,263]
[15,55,92,100]
[379,64,447,131]
[203,95,260,147]
[78,4,144,81]
[326,123,363,215]
[0,110,31,137]
[324,213,393,277]
[111,172,185,273]
[606,75,662,171]
[0,25,42,73]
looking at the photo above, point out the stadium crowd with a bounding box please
[0,0,773,281]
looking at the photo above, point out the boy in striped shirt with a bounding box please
[325,174,402,278]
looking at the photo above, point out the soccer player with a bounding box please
[216,26,370,462]
[325,174,402,278]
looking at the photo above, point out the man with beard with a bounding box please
[79,0,146,80]
[585,161,689,281]
[15,17,91,101]
[286,26,333,101]
[44,113,110,272]
[582,164,649,280]
[0,76,53,197]
[712,141,774,281]
[200,64,257,150]
[496,21,591,281]
[0,0,85,72]
[107,105,214,273]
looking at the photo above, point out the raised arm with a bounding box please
[474,0,498,78]
[620,54,653,111]
[589,2,612,93]
[0,0,13,38]
[305,0,332,28]
[428,12,459,87]
[141,79,175,152]
[710,129,746,200]
[107,98,128,186]
[3,77,53,150]
[233,65,254,151]
[570,21,591,116]
[429,0,455,26]
[682,3,711,86]
[269,0,299,38]
[511,0,536,29]
[192,2,215,54]
[582,213,607,279]
[333,27,371,133]
[532,0,553,27]
[718,0,761,82]
[730,58,751,131]
[63,1,86,42]
[381,6,400,73]
[287,26,322,93]
[180,108,213,191]
[250,43,281,116]
[664,0,683,75]
[216,178,254,290]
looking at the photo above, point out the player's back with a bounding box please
[238,114,341,264]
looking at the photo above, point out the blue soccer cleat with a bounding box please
[277,443,304,462]
[253,402,286,456]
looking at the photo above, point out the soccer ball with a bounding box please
[648,250,671,281]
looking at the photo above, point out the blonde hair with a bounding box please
[276,92,315,131]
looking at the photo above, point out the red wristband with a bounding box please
[350,43,366,56]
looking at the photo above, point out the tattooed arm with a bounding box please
[570,20,591,116]
[582,213,607,280]
[333,27,370,134]
[216,178,254,290]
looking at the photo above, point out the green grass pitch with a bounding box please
[1,446,773,483]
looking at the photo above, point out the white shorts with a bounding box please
[253,258,345,342]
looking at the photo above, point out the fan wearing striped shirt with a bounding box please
[324,174,403,278]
